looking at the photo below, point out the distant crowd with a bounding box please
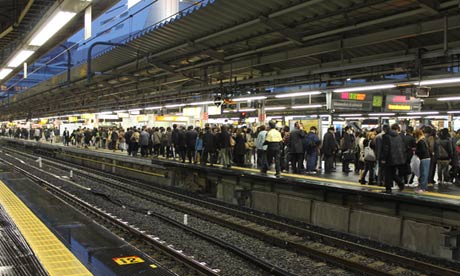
[3,122,460,193]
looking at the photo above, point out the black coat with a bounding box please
[185,130,198,148]
[289,128,306,154]
[234,134,246,155]
[203,131,217,152]
[381,130,405,165]
[217,131,230,149]
[322,131,337,156]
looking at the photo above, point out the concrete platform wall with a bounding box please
[4,139,459,261]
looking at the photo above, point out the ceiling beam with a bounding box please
[258,16,303,45]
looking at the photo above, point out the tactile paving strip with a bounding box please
[0,180,92,276]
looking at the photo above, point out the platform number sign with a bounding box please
[113,256,145,265]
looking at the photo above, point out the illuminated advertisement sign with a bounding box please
[340,93,366,101]
[333,93,373,111]
[385,95,412,111]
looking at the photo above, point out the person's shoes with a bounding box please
[415,189,425,193]
[343,169,351,173]
[275,173,281,178]
[381,189,392,194]
[359,179,367,185]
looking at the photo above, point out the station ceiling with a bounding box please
[1,0,460,120]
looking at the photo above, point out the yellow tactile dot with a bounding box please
[0,181,92,276]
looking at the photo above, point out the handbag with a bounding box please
[410,155,420,177]
[364,146,376,162]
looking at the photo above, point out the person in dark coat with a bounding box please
[233,128,246,166]
[402,126,416,184]
[436,128,453,185]
[185,125,197,163]
[124,128,133,156]
[289,122,306,174]
[341,126,354,173]
[380,123,406,193]
[322,127,337,173]
[202,126,217,166]
[177,126,187,163]
[171,124,180,160]
[218,125,231,168]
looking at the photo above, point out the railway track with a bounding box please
[3,146,460,276]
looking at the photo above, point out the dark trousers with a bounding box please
[202,149,216,165]
[324,154,334,173]
[140,145,149,157]
[362,161,376,184]
[178,147,186,162]
[264,144,280,174]
[306,151,318,172]
[186,147,195,163]
[383,164,404,191]
[290,152,304,173]
[428,157,437,183]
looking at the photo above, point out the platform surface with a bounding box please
[0,158,175,276]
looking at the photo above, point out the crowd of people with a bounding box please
[3,121,460,194]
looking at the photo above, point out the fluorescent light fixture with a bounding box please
[0,68,13,79]
[8,50,34,67]
[267,116,283,119]
[264,106,286,111]
[333,84,395,93]
[406,111,439,115]
[144,106,162,110]
[238,108,256,112]
[437,96,460,101]
[447,111,460,114]
[345,117,366,120]
[223,109,237,113]
[189,101,214,106]
[425,116,448,119]
[274,91,321,98]
[97,111,113,115]
[291,104,322,109]
[415,77,460,86]
[368,113,396,116]
[128,108,141,112]
[115,110,127,113]
[164,103,186,108]
[233,96,267,102]
[127,0,141,9]
[338,114,362,117]
[30,11,77,46]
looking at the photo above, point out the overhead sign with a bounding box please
[340,93,366,101]
[385,95,412,112]
[333,93,373,111]
[333,100,373,111]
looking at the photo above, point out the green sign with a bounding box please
[373,95,383,107]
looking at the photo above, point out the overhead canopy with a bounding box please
[2,0,460,119]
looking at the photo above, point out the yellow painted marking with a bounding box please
[112,256,145,265]
[150,264,158,269]
[0,181,92,276]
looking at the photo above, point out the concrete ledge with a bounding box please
[252,191,278,214]
[349,210,402,246]
[312,201,349,232]
[278,195,311,222]
[402,219,451,257]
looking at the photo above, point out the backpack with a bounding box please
[364,146,376,162]
[438,143,449,159]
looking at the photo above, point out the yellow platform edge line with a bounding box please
[0,180,92,276]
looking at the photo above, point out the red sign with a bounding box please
[202,112,208,120]
[341,93,366,101]
[258,113,266,121]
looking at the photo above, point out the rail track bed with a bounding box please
[2,146,460,276]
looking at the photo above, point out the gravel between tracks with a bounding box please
[37,160,357,276]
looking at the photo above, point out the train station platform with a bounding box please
[2,137,460,262]
[0,150,174,276]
